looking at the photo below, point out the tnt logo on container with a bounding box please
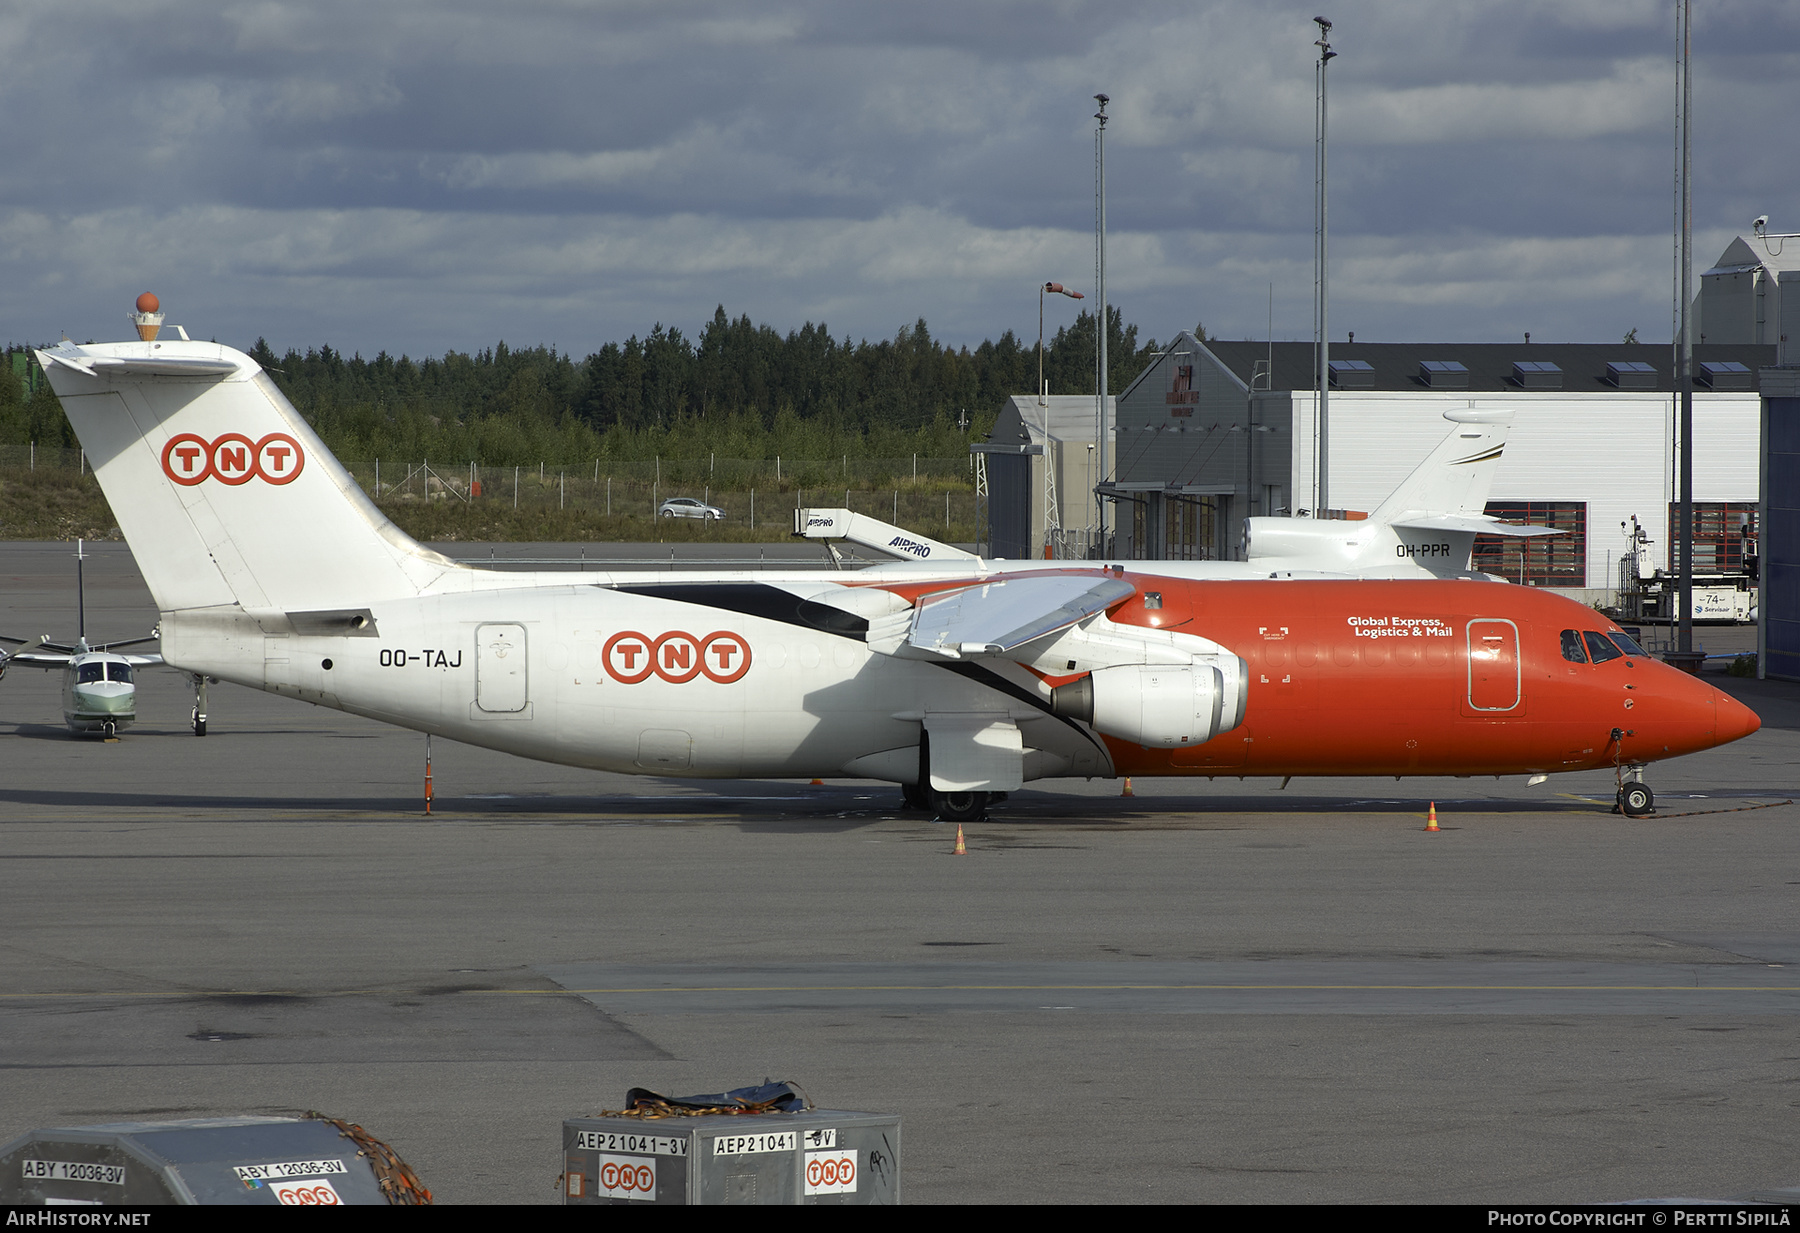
[595,1155,656,1201]
[271,1179,342,1205]
[603,631,751,684]
[161,432,306,486]
[804,1150,857,1196]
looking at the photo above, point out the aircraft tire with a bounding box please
[1618,782,1654,817]
[931,790,987,823]
[194,717,207,737]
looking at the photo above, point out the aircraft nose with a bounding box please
[1712,687,1762,744]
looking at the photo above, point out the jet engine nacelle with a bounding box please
[1053,659,1247,748]
[1242,516,1356,565]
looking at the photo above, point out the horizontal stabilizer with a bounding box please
[879,574,1135,659]
[5,652,163,668]
[1391,515,1563,538]
[39,351,239,379]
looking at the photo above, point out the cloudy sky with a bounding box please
[2,1,1794,359]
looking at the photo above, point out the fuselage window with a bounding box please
[1561,630,1588,663]
[76,662,105,684]
[107,663,134,683]
[1583,631,1623,664]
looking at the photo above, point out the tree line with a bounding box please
[3,306,1161,468]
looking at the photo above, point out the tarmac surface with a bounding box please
[2,540,1797,1204]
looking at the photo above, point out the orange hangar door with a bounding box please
[1464,618,1521,715]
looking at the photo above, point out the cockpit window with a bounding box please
[76,662,105,683]
[1583,631,1624,664]
[107,663,134,683]
[1608,630,1646,658]
[1560,630,1588,663]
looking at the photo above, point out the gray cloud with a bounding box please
[2,1,1794,357]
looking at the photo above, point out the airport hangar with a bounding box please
[979,336,1769,603]
[978,235,1794,601]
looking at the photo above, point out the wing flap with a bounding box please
[881,574,1137,659]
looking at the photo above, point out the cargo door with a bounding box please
[1466,619,1520,712]
[476,623,529,712]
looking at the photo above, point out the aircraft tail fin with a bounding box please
[1367,409,1513,525]
[36,339,458,615]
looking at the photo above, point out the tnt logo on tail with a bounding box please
[161,432,305,486]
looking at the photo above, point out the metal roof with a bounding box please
[1199,340,1777,394]
[1703,235,1800,278]
[986,394,1115,446]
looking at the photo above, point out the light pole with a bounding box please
[1313,16,1336,518]
[1094,92,1110,550]
[1675,0,1693,658]
[1039,282,1084,407]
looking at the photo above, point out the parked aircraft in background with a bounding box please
[0,543,162,735]
[797,410,1557,576]
[34,317,1758,817]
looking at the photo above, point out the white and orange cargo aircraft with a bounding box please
[35,326,1758,820]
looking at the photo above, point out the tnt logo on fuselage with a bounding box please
[603,630,751,684]
[161,432,306,486]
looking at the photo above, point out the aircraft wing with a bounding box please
[868,574,1136,659]
[1390,514,1563,538]
[2,651,74,669]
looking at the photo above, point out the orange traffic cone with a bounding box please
[953,824,967,855]
[810,778,824,786]
[1121,778,1134,797]
[1425,801,1439,832]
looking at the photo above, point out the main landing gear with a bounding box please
[191,673,209,737]
[900,782,998,823]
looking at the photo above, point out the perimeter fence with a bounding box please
[0,445,981,537]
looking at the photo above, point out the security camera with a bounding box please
[1755,215,1770,234]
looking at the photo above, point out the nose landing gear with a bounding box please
[191,673,209,736]
[1609,728,1653,817]
[1617,779,1654,817]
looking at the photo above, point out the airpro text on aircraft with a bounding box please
[887,536,932,557]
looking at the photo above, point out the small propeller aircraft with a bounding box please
[0,540,163,736]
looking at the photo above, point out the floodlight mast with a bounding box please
[1313,16,1335,518]
[1094,93,1110,552]
[1675,0,1693,657]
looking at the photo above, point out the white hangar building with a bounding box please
[1101,333,1769,594]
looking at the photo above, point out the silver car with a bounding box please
[657,497,725,521]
